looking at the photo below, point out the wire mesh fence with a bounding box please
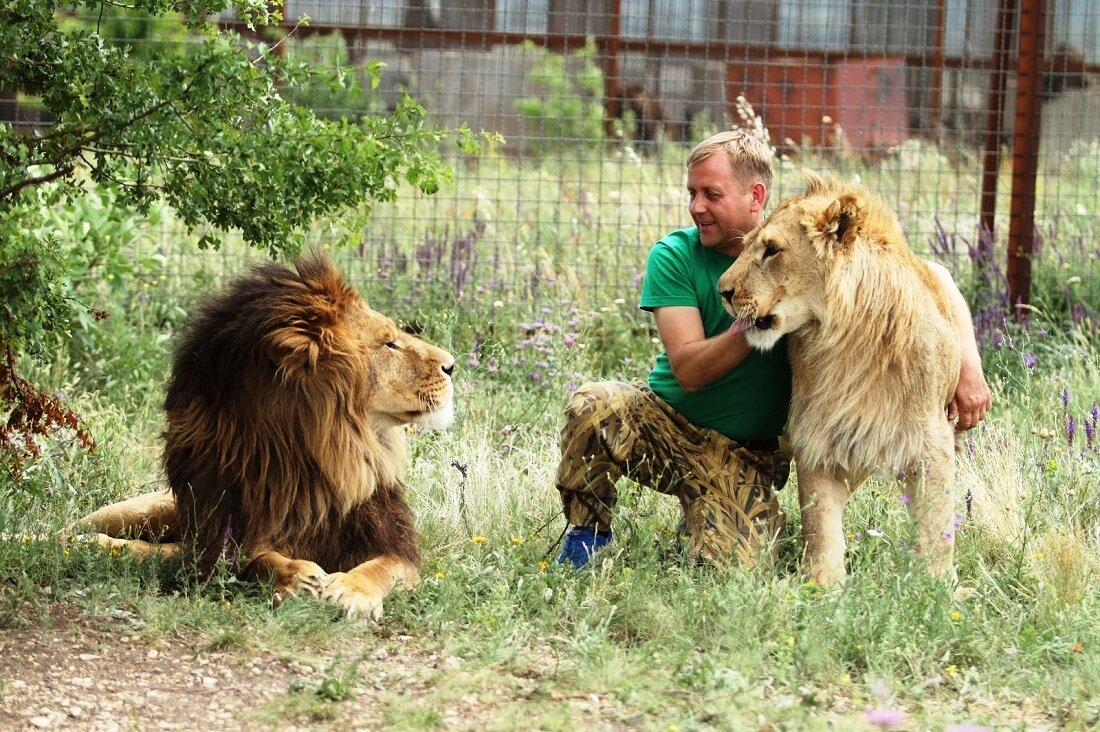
[6,0,1098,318]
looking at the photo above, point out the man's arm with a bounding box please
[927,262,992,431]
[653,306,751,392]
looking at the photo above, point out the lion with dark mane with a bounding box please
[718,172,961,588]
[81,254,455,619]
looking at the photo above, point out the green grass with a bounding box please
[2,147,1099,729]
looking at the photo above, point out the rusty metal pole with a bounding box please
[929,0,947,134]
[605,0,623,128]
[979,0,1015,246]
[1007,0,1046,311]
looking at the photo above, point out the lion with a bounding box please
[79,253,455,619]
[717,172,961,587]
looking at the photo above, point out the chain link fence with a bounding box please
[6,1,1098,316]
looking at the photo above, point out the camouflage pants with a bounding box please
[555,380,791,568]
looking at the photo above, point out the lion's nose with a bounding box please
[719,287,735,303]
[442,362,455,377]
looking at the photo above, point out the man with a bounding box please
[554,128,992,568]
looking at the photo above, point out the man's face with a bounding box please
[686,154,763,257]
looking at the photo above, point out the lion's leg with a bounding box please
[322,555,420,621]
[75,490,180,558]
[78,490,177,539]
[246,549,329,602]
[85,534,181,558]
[797,466,857,587]
[902,447,958,583]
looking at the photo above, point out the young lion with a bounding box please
[717,172,961,587]
[80,254,455,619]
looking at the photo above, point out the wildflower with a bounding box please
[950,611,961,621]
[435,572,445,579]
[1072,642,1083,653]
[1067,415,1076,446]
[1061,387,1070,411]
[537,560,549,572]
[944,531,953,541]
[1023,352,1037,369]
[511,536,524,545]
[945,664,959,676]
[945,725,992,732]
[867,528,884,538]
[900,494,911,505]
[865,708,907,727]
[470,536,487,544]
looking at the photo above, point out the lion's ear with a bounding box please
[815,193,864,249]
[267,326,325,381]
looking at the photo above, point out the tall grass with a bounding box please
[2,147,1098,729]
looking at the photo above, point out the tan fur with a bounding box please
[80,254,455,619]
[718,172,961,586]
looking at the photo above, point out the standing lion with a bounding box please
[80,254,455,619]
[718,172,961,587]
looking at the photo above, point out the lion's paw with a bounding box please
[274,559,329,602]
[321,572,385,621]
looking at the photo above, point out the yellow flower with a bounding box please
[511,536,524,545]
[950,611,961,621]
[537,560,549,572]
[839,673,852,685]
[470,535,487,544]
[435,571,446,579]
[785,636,796,647]
[945,664,959,677]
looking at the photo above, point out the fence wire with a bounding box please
[7,1,1098,316]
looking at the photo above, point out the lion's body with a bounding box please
[81,255,455,618]
[718,173,961,586]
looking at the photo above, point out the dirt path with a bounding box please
[0,604,450,731]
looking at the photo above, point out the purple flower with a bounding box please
[900,494,911,505]
[1061,387,1070,411]
[1023,352,1037,369]
[865,708,907,727]
[1067,415,1076,446]
[946,726,992,732]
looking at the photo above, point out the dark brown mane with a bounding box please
[164,255,420,576]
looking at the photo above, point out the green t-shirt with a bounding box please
[640,227,792,440]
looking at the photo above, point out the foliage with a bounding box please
[515,38,606,153]
[280,33,390,121]
[0,0,495,475]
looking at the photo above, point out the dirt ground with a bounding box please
[0,603,536,731]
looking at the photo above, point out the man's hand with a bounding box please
[948,357,992,431]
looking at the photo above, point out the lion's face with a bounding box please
[350,304,456,431]
[258,256,455,434]
[716,196,830,351]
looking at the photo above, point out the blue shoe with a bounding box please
[556,525,613,567]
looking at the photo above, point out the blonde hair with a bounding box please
[687,129,774,201]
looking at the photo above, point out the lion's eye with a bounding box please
[385,341,400,350]
[762,243,779,260]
